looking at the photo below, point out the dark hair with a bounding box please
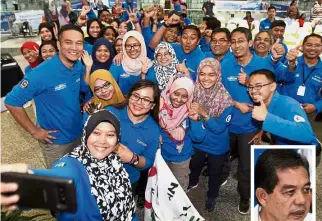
[98,8,110,18]
[101,26,118,39]
[268,6,276,11]
[39,40,58,62]
[231,27,252,41]
[182,25,201,39]
[86,19,103,38]
[290,0,297,6]
[206,18,221,31]
[111,18,121,26]
[255,149,310,205]
[58,24,84,41]
[113,80,160,124]
[254,31,274,45]
[211,28,231,41]
[250,69,276,82]
[38,23,56,42]
[303,33,322,45]
[299,13,306,19]
[180,2,187,8]
[270,20,286,29]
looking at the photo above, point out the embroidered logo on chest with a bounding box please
[121,73,130,78]
[227,76,238,81]
[55,83,67,91]
[137,139,147,147]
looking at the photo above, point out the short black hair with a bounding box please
[231,27,252,41]
[255,149,310,203]
[206,18,221,30]
[270,20,286,29]
[98,8,110,18]
[250,69,276,82]
[268,6,276,11]
[180,2,187,8]
[303,33,322,45]
[58,24,84,41]
[182,25,201,39]
[101,26,118,38]
[211,28,231,41]
[111,18,121,26]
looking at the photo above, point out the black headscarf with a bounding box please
[38,23,56,42]
[84,19,102,45]
[91,38,115,72]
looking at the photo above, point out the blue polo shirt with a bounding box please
[199,36,211,53]
[205,50,234,63]
[142,26,156,60]
[109,63,142,95]
[170,43,206,81]
[105,106,160,184]
[262,92,317,145]
[194,107,233,155]
[5,54,86,144]
[221,55,275,134]
[259,18,274,31]
[276,56,322,113]
[161,118,205,162]
[24,65,32,75]
[32,157,139,221]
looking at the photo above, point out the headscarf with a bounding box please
[39,40,58,62]
[92,38,115,72]
[159,74,194,153]
[85,19,102,45]
[68,110,136,221]
[194,58,234,118]
[20,41,41,69]
[153,42,179,91]
[38,23,56,42]
[48,0,57,15]
[122,30,152,76]
[89,69,125,108]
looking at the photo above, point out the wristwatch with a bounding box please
[130,153,140,166]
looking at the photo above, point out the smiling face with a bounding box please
[156,48,172,67]
[231,31,252,58]
[103,28,116,43]
[115,38,123,54]
[118,22,127,36]
[198,65,218,89]
[111,21,119,33]
[89,21,101,38]
[248,74,276,103]
[86,122,118,160]
[270,26,285,41]
[163,27,179,43]
[303,36,322,60]
[261,167,311,221]
[210,32,231,56]
[22,48,38,63]
[128,87,155,117]
[40,27,53,41]
[170,88,189,108]
[41,44,57,61]
[125,37,141,59]
[181,29,199,54]
[268,8,276,19]
[57,30,84,64]
[254,32,272,56]
[93,79,115,100]
[95,45,111,63]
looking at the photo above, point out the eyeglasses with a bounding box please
[156,52,171,59]
[247,82,273,91]
[304,43,322,49]
[231,39,247,46]
[211,39,228,45]
[125,44,141,50]
[94,82,112,93]
[130,93,154,106]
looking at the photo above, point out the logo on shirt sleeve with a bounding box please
[226,115,232,122]
[20,80,29,88]
[294,115,305,122]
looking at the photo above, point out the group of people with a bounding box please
[1,0,322,220]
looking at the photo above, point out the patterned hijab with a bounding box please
[89,69,125,108]
[159,74,194,153]
[122,31,152,76]
[92,38,115,72]
[194,58,233,118]
[68,110,136,220]
[153,42,179,91]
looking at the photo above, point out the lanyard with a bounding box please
[302,66,315,86]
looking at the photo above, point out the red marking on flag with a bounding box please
[145,200,152,209]
[148,166,157,177]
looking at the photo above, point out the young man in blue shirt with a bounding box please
[259,6,276,31]
[269,20,288,63]
[221,27,285,215]
[205,28,234,63]
[5,25,88,168]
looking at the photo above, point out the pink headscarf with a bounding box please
[194,58,233,118]
[122,30,152,76]
[159,74,194,153]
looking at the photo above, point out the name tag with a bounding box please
[297,85,306,96]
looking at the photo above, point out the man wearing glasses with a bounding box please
[205,28,234,63]
[248,69,316,145]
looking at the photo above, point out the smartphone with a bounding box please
[1,172,77,213]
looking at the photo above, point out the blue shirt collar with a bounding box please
[53,53,82,74]
[267,91,280,113]
[120,106,152,129]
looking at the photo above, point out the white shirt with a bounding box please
[254,205,313,221]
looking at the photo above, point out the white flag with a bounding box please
[144,149,204,221]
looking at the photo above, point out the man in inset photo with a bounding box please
[254,149,313,221]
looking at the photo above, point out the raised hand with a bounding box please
[286,44,302,63]
[114,143,134,163]
[127,7,138,22]
[251,97,268,121]
[238,68,248,86]
[165,14,181,26]
[143,5,156,18]
[271,38,285,60]
[141,57,151,76]
[176,59,189,76]
[81,50,93,68]
[189,104,200,121]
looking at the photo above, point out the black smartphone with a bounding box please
[1,172,77,213]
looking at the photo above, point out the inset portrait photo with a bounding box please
[251,146,316,221]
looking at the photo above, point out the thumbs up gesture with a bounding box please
[176,59,189,76]
[286,44,302,63]
[251,96,268,121]
[238,68,249,86]
[141,57,151,79]
[271,38,285,61]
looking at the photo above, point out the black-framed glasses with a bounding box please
[130,93,154,106]
[125,44,141,50]
[247,82,273,91]
[231,39,247,46]
[211,39,228,45]
[94,82,112,93]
